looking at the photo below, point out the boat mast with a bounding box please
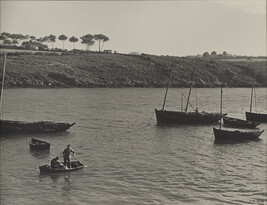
[249,74,254,113]
[162,65,173,110]
[219,87,223,130]
[0,54,6,118]
[181,91,183,111]
[185,66,196,112]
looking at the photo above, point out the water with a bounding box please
[0,88,266,205]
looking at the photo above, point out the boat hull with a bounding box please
[245,112,267,123]
[213,127,264,141]
[0,120,75,134]
[29,138,50,150]
[223,116,260,129]
[155,109,222,124]
[39,161,84,173]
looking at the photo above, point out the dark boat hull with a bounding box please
[39,161,84,173]
[245,112,267,123]
[29,138,50,150]
[213,127,264,141]
[155,109,222,124]
[223,116,260,129]
[0,120,75,134]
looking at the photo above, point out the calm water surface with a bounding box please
[0,88,266,205]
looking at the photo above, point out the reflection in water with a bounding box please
[29,149,50,159]
[62,175,72,197]
[214,138,262,145]
[1,88,266,205]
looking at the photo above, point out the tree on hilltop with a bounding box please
[58,34,68,50]
[202,52,210,58]
[80,34,95,51]
[69,36,79,49]
[48,34,56,49]
[40,36,50,47]
[211,51,217,57]
[94,34,109,52]
[30,36,36,41]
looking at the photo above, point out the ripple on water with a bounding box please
[1,88,266,204]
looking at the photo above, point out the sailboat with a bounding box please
[213,88,264,141]
[245,80,267,122]
[0,54,75,134]
[155,65,222,124]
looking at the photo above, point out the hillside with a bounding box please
[0,52,266,88]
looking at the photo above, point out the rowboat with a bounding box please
[29,137,50,150]
[213,127,264,141]
[223,116,260,129]
[39,161,84,173]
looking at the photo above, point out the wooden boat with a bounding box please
[155,109,222,124]
[245,78,267,122]
[29,137,50,150]
[39,161,84,173]
[213,88,264,141]
[223,116,260,129]
[213,127,263,141]
[0,54,76,134]
[246,112,267,123]
[155,65,222,124]
[0,120,75,134]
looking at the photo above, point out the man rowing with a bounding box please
[63,144,75,168]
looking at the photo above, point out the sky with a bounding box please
[0,0,266,56]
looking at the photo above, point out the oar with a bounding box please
[72,154,87,167]
[72,154,80,163]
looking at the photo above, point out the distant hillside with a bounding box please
[0,52,266,88]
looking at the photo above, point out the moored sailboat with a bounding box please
[245,77,267,122]
[155,65,222,124]
[213,88,264,141]
[0,54,75,134]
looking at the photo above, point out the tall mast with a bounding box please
[0,54,6,117]
[219,87,223,130]
[181,91,183,111]
[162,65,173,110]
[249,74,254,113]
[185,66,196,112]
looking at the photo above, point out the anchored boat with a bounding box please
[0,54,76,134]
[29,137,50,150]
[155,64,222,125]
[213,88,264,141]
[245,77,267,122]
[223,116,260,129]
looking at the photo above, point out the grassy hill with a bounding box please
[0,52,266,88]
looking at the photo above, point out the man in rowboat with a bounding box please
[51,156,61,168]
[63,144,75,168]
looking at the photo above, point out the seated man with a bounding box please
[51,156,61,168]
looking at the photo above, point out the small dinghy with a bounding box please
[29,137,50,150]
[223,116,260,129]
[39,161,84,173]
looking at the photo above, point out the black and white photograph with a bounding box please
[0,1,266,204]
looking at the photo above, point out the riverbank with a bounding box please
[0,52,266,88]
